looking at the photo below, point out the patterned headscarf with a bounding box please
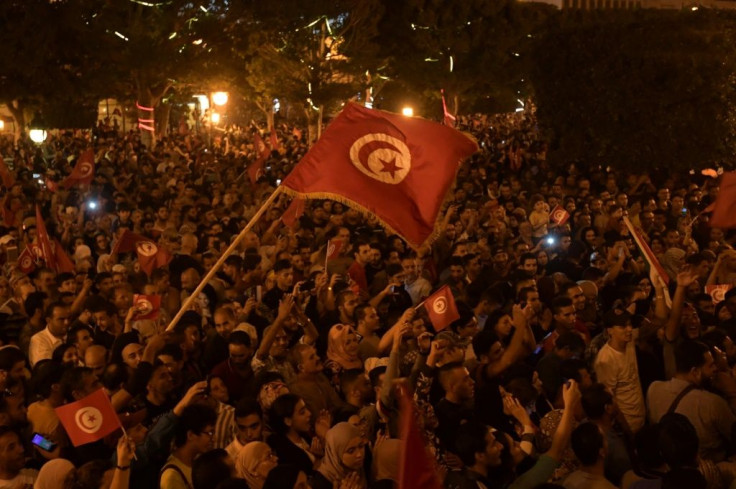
[327,324,363,370]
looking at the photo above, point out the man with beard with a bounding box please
[288,344,345,417]
[211,331,257,402]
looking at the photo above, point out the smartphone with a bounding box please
[31,433,57,452]
[256,285,262,302]
[545,237,556,246]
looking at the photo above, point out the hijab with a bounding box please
[34,459,75,489]
[236,441,275,489]
[327,324,362,370]
[317,422,366,486]
[373,438,401,482]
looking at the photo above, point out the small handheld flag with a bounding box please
[55,389,121,447]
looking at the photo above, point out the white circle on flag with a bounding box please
[75,407,103,434]
[433,297,448,315]
[349,133,411,184]
[78,162,93,178]
[136,241,158,257]
[19,254,32,271]
[326,243,336,256]
[136,299,153,315]
[552,208,566,222]
[712,287,727,303]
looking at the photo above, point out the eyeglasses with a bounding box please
[202,430,214,438]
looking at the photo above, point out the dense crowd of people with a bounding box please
[0,106,734,489]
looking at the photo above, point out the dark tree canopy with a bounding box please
[531,9,736,173]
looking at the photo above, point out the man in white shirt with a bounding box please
[29,302,71,367]
[401,254,431,305]
[593,309,645,433]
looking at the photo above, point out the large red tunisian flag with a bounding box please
[281,103,478,249]
[111,229,151,255]
[281,198,305,228]
[398,385,443,489]
[711,172,736,228]
[61,149,95,188]
[136,241,172,276]
[35,205,75,273]
[423,285,460,332]
[55,389,121,446]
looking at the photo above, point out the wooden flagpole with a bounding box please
[165,186,283,331]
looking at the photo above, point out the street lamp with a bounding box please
[212,92,229,106]
[29,112,48,144]
[401,106,414,117]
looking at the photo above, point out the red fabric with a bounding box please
[398,385,443,489]
[325,239,343,262]
[281,103,478,249]
[111,229,151,255]
[1,195,15,227]
[45,179,58,193]
[16,246,36,274]
[270,127,280,151]
[441,89,456,128]
[549,205,570,226]
[136,241,171,276]
[711,172,736,228]
[706,284,733,304]
[347,261,368,295]
[55,389,121,447]
[61,149,95,188]
[623,217,670,286]
[423,285,460,332]
[247,133,270,185]
[133,294,161,320]
[0,158,14,189]
[34,205,74,273]
[53,240,76,274]
[281,198,305,228]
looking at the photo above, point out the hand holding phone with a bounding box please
[32,433,57,452]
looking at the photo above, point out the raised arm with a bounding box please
[256,295,293,359]
[486,304,529,377]
[547,380,581,461]
[664,269,698,343]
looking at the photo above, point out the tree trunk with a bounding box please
[136,88,155,149]
[7,100,25,144]
[266,104,275,132]
[156,101,171,141]
[305,107,317,147]
[316,105,323,142]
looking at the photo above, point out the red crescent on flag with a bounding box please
[19,254,32,270]
[433,297,448,314]
[78,162,93,178]
[136,241,158,257]
[357,139,402,175]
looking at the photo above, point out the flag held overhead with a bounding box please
[281,103,478,250]
[55,389,121,447]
